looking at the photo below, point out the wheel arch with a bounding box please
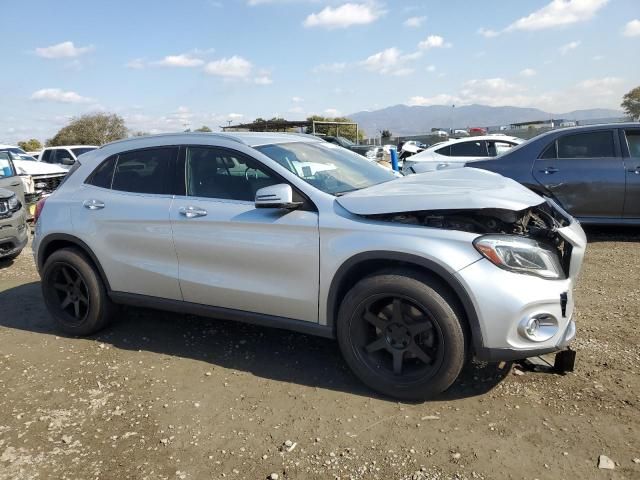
[38,233,112,292]
[326,251,484,355]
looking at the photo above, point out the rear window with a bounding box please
[71,147,97,157]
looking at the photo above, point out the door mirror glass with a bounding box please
[61,157,75,165]
[255,184,302,209]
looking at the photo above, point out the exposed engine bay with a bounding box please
[366,201,573,275]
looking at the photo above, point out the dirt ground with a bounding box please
[1,228,639,480]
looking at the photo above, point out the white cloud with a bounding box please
[324,108,342,117]
[288,106,304,114]
[292,96,303,103]
[204,56,252,77]
[426,65,436,72]
[407,75,626,111]
[478,27,499,38]
[404,16,426,28]
[154,54,204,67]
[304,3,383,29]
[312,62,347,73]
[623,19,640,37]
[30,88,93,104]
[418,35,451,50]
[505,0,608,32]
[559,40,580,54]
[35,41,94,59]
[360,47,421,76]
[228,113,244,120]
[520,68,537,77]
[126,58,146,69]
[254,75,273,85]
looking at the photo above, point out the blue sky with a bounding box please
[1,0,639,142]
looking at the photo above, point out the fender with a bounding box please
[326,251,484,355]
[37,233,112,292]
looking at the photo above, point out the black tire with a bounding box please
[41,248,114,336]
[337,270,466,401]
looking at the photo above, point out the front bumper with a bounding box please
[0,210,28,259]
[457,220,586,362]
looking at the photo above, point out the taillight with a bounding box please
[34,197,47,223]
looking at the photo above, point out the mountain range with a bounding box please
[348,104,624,136]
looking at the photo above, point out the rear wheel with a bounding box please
[337,270,466,400]
[41,248,114,336]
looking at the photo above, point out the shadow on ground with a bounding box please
[0,281,511,402]
[584,225,640,243]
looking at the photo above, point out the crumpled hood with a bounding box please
[336,167,545,215]
[13,159,67,176]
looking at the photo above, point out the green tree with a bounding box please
[47,113,128,146]
[621,86,640,120]
[305,115,364,142]
[194,125,212,132]
[17,138,42,151]
[381,129,392,140]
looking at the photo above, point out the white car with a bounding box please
[0,145,67,209]
[402,135,525,174]
[39,145,99,170]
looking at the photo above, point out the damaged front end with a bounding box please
[367,200,574,278]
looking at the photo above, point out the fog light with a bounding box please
[519,314,558,342]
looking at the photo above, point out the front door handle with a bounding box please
[83,199,105,210]
[10,182,21,187]
[541,167,559,174]
[629,167,640,175]
[179,206,208,218]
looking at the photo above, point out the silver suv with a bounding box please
[33,133,586,400]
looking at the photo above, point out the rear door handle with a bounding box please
[179,206,208,218]
[541,167,559,174]
[629,167,640,175]
[83,199,105,210]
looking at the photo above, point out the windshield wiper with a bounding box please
[334,188,361,196]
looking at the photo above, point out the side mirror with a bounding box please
[61,158,75,166]
[255,184,303,209]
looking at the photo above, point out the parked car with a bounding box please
[40,145,99,170]
[469,127,487,136]
[321,136,375,157]
[0,145,68,212]
[34,132,586,400]
[472,123,640,225]
[0,155,28,260]
[402,135,524,174]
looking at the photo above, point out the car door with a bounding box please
[0,153,24,202]
[72,146,182,300]
[532,130,624,219]
[170,145,320,323]
[622,128,640,219]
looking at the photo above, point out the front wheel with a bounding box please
[41,248,114,336]
[337,270,466,400]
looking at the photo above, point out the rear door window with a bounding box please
[449,140,488,157]
[112,147,177,194]
[86,156,117,189]
[624,130,640,157]
[435,146,451,156]
[40,149,53,163]
[557,131,615,158]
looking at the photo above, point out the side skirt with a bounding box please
[108,291,335,339]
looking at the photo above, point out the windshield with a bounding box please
[256,141,397,195]
[71,147,97,157]
[0,149,37,162]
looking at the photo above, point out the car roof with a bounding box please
[45,145,99,149]
[103,132,323,150]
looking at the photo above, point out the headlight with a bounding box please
[8,195,19,210]
[473,235,565,279]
